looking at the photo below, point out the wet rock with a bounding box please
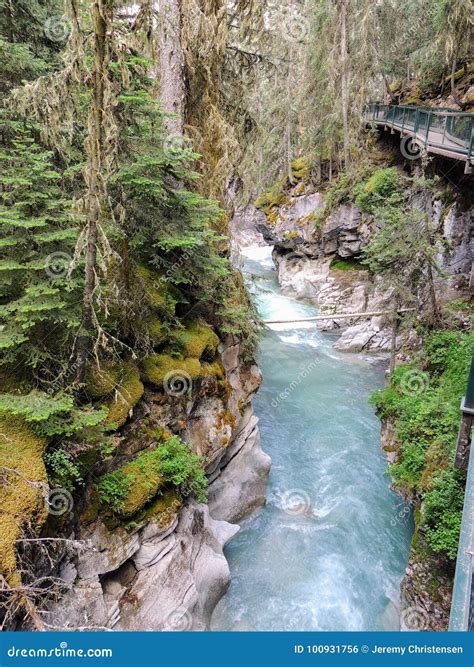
[208,410,271,522]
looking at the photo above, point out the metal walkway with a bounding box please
[450,356,474,631]
[364,103,474,173]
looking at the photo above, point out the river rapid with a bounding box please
[211,246,413,632]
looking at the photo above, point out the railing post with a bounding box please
[455,355,474,470]
[442,112,448,146]
[413,109,420,138]
[425,110,432,147]
[468,118,474,162]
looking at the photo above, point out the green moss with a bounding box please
[201,359,225,381]
[330,258,366,272]
[105,363,145,428]
[173,321,219,359]
[136,489,182,526]
[136,265,183,318]
[141,354,202,387]
[85,362,121,399]
[80,488,100,525]
[372,330,474,561]
[291,157,309,181]
[0,415,48,585]
[105,363,144,429]
[137,265,166,310]
[144,316,168,346]
[98,436,207,518]
[98,448,166,518]
[254,177,288,212]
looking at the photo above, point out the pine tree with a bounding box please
[0,123,79,371]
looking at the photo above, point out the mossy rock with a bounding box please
[201,360,225,381]
[105,363,144,429]
[330,258,366,272]
[254,178,288,211]
[136,265,183,317]
[173,321,219,359]
[266,209,279,226]
[143,316,168,346]
[98,448,166,519]
[141,355,202,388]
[85,362,121,399]
[291,157,309,181]
[135,489,182,526]
[0,415,48,586]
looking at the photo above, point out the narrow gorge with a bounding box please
[0,0,472,640]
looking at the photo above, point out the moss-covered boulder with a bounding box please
[85,362,121,399]
[173,321,219,359]
[135,489,183,527]
[136,265,184,318]
[143,316,168,346]
[291,157,309,181]
[105,364,144,429]
[98,448,166,518]
[141,354,202,388]
[201,360,225,381]
[0,415,48,586]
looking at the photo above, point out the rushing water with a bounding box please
[211,245,413,632]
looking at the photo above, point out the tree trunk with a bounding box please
[450,57,465,108]
[389,299,400,375]
[76,0,108,382]
[159,0,185,135]
[286,0,296,184]
[340,0,350,170]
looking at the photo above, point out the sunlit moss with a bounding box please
[105,364,144,429]
[141,354,202,387]
[0,415,48,586]
[173,321,219,359]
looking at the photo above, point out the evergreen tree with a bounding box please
[0,123,79,371]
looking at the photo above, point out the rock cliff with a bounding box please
[41,339,271,631]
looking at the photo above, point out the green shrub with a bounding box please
[372,330,474,561]
[423,470,465,561]
[97,434,207,518]
[355,168,401,214]
[44,449,83,491]
[155,435,208,503]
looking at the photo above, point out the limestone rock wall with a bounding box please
[43,339,271,631]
